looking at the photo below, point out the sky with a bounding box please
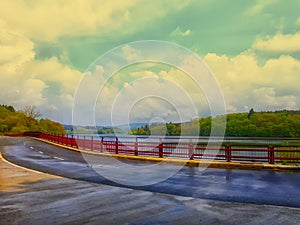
[0,0,300,126]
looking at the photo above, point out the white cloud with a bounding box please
[102,44,300,124]
[2,78,47,108]
[1,0,299,125]
[106,75,201,125]
[0,0,192,42]
[0,21,82,123]
[93,47,300,125]
[0,0,139,42]
[0,19,34,75]
[170,26,191,37]
[122,45,141,62]
[245,0,279,15]
[90,63,211,125]
[251,87,296,110]
[253,33,300,53]
[204,52,300,113]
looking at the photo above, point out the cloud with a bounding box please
[251,87,296,110]
[0,0,193,42]
[0,19,34,73]
[245,0,279,15]
[1,0,300,125]
[0,0,139,42]
[203,53,299,113]
[88,62,209,125]
[252,33,300,53]
[0,21,82,123]
[122,45,141,62]
[104,75,201,125]
[91,43,300,125]
[3,78,48,108]
[170,26,191,37]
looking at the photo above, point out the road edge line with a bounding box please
[0,152,62,178]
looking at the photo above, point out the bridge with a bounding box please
[23,132,300,165]
[1,135,300,224]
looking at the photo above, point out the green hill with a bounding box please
[0,104,65,135]
[130,109,300,137]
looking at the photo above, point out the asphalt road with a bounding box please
[2,155,300,225]
[1,137,300,208]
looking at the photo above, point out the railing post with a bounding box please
[101,137,104,152]
[91,136,93,150]
[159,138,163,158]
[71,134,74,147]
[225,145,232,162]
[135,137,138,156]
[188,143,194,160]
[268,145,275,164]
[115,137,119,154]
[83,135,85,150]
[64,134,67,145]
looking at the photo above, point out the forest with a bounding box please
[0,104,65,135]
[130,109,300,137]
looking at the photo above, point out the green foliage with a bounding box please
[39,119,65,135]
[130,110,300,137]
[0,104,15,112]
[97,127,126,134]
[129,122,182,136]
[0,104,65,135]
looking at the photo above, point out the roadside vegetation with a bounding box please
[130,109,300,137]
[0,104,65,135]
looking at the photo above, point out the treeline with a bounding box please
[130,109,300,137]
[97,127,126,135]
[0,105,65,135]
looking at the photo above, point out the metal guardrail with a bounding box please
[34,133,300,164]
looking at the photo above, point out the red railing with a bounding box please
[4,133,24,137]
[40,133,78,148]
[32,133,300,164]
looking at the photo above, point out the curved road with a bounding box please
[1,137,300,208]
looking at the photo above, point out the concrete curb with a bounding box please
[32,137,300,171]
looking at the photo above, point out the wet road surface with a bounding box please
[2,154,300,225]
[1,137,300,208]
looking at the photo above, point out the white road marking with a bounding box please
[30,146,34,149]
[54,156,64,161]
[38,151,43,154]
[90,164,119,168]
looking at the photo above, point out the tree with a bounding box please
[22,106,42,120]
[247,108,255,119]
[0,104,15,112]
[0,104,66,135]
[21,106,41,129]
[130,110,300,137]
[39,119,65,135]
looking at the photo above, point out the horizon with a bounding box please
[1,1,299,125]
[66,108,300,127]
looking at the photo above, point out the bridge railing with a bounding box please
[31,133,300,164]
